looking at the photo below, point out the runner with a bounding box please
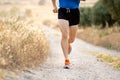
[51,0,86,69]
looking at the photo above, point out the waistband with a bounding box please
[59,8,79,13]
[59,8,78,10]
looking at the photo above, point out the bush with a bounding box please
[0,11,49,70]
[92,0,115,28]
[79,0,117,28]
[101,0,120,20]
[79,7,92,27]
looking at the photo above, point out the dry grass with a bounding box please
[77,28,100,44]
[96,54,120,70]
[78,27,120,70]
[0,69,4,80]
[0,6,50,79]
[77,27,120,51]
[100,29,120,51]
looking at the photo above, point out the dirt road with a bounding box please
[5,26,120,80]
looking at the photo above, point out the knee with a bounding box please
[62,30,69,40]
[62,33,68,39]
[69,38,75,43]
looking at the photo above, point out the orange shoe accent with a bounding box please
[65,59,70,65]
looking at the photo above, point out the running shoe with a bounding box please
[64,59,70,69]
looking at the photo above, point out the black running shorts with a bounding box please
[58,8,80,26]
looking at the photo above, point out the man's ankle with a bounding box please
[65,59,70,65]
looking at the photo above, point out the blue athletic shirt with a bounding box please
[59,0,80,9]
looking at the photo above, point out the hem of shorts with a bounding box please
[58,18,68,21]
[69,23,79,26]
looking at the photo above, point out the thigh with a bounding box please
[58,19,69,35]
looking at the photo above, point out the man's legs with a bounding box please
[58,19,78,69]
[67,25,78,54]
[68,25,78,44]
[58,19,69,60]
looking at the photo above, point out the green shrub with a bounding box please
[101,0,120,20]
[79,0,117,28]
[92,0,115,28]
[79,7,92,27]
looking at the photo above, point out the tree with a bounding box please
[92,0,116,28]
[101,0,120,21]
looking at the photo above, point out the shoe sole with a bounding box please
[64,65,70,69]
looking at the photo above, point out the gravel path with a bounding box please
[5,26,120,80]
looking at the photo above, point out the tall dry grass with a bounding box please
[77,27,120,51]
[0,7,49,71]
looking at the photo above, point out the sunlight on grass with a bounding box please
[96,53,120,70]
[81,50,120,70]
